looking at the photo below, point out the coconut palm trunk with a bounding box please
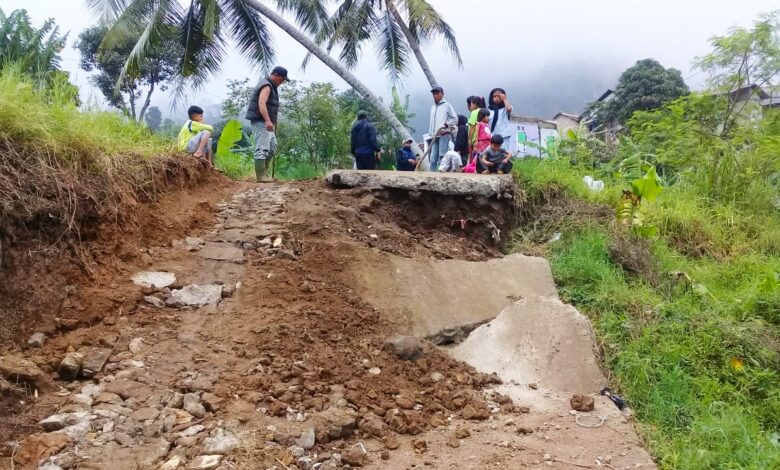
[245,0,416,150]
[384,0,438,88]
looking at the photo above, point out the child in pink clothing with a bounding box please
[464,109,492,173]
[474,109,492,154]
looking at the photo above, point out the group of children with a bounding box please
[424,91,514,175]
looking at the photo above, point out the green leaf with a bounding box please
[216,119,243,158]
[631,166,663,202]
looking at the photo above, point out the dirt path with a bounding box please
[2,180,655,470]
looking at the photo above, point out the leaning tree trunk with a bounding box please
[245,0,418,153]
[384,0,438,88]
[137,80,155,123]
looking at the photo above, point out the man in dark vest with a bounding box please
[246,66,289,182]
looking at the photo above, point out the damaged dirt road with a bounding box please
[1,173,656,469]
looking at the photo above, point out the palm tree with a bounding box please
[310,0,461,87]
[87,0,416,144]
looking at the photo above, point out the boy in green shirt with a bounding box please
[178,105,215,168]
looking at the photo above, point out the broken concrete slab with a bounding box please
[168,284,223,307]
[326,170,516,199]
[197,243,245,263]
[355,253,558,338]
[131,271,177,289]
[449,296,604,394]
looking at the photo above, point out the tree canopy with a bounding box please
[75,25,181,121]
[589,59,690,127]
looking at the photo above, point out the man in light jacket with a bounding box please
[427,86,458,171]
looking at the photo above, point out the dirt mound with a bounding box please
[0,165,236,347]
[285,181,515,261]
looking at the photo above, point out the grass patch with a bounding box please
[0,65,198,245]
[512,158,780,468]
[214,152,325,181]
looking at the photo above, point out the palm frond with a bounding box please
[401,0,461,65]
[219,0,274,71]
[176,0,226,88]
[376,8,409,83]
[274,0,329,35]
[317,0,375,70]
[122,0,182,79]
[86,0,131,26]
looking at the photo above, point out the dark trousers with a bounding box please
[487,160,512,173]
[355,153,377,170]
[481,159,513,173]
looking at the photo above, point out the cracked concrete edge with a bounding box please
[325,170,517,199]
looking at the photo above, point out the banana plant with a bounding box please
[617,163,663,237]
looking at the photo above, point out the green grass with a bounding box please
[214,151,254,180]
[213,152,326,181]
[0,65,171,162]
[512,158,780,469]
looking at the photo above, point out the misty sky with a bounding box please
[3,0,777,131]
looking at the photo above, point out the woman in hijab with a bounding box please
[488,88,513,151]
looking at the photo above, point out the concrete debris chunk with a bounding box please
[168,285,223,307]
[132,271,177,289]
[27,332,46,348]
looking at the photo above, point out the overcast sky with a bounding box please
[3,0,777,127]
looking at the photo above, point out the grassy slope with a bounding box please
[0,67,195,241]
[512,158,780,469]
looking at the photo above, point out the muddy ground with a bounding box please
[0,177,654,470]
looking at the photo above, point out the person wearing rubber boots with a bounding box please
[246,66,290,182]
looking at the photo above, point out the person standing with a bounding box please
[246,66,290,182]
[466,96,486,153]
[487,88,513,152]
[350,110,381,170]
[427,86,458,171]
[453,114,469,166]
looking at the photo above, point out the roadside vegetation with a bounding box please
[511,12,780,469]
[0,8,199,249]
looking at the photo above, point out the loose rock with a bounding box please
[359,414,387,437]
[202,428,239,455]
[12,433,71,467]
[145,296,167,308]
[461,403,490,420]
[183,393,206,418]
[454,427,471,439]
[295,427,316,450]
[168,284,223,307]
[129,337,145,354]
[132,271,177,289]
[39,411,90,432]
[81,347,112,378]
[342,448,369,467]
[189,455,222,470]
[570,394,595,412]
[159,455,185,470]
[383,336,423,360]
[114,432,135,447]
[0,355,57,392]
[104,380,153,401]
[57,352,84,381]
[27,332,46,348]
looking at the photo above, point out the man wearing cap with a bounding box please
[350,110,381,170]
[427,86,458,171]
[396,138,419,171]
[246,66,290,182]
